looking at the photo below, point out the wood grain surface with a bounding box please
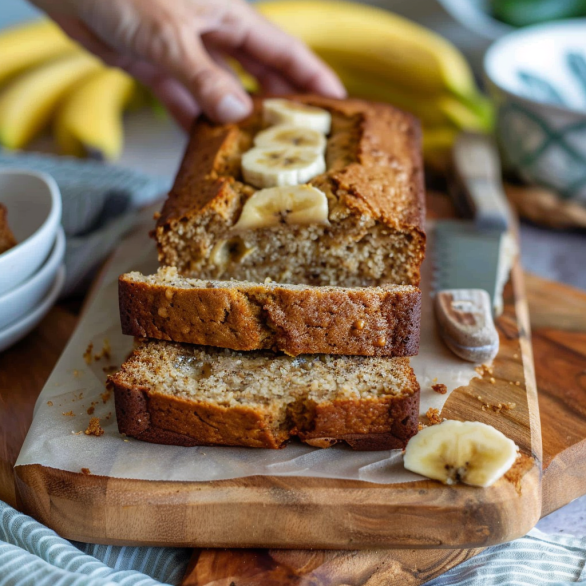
[178,272,586,586]
[13,244,541,551]
[1,191,584,582]
[2,267,585,584]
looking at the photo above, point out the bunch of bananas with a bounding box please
[0,20,137,161]
[255,0,493,164]
[0,2,490,164]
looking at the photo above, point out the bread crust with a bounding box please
[153,95,426,286]
[110,358,420,451]
[156,95,424,233]
[118,273,421,357]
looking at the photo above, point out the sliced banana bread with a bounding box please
[0,204,16,254]
[153,95,426,287]
[110,340,420,450]
[118,267,421,357]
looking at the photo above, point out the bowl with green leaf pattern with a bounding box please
[484,20,586,205]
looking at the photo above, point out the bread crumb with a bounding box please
[73,369,82,378]
[123,439,130,442]
[94,338,111,361]
[426,408,442,425]
[418,422,428,431]
[47,401,53,407]
[81,468,91,475]
[475,364,494,377]
[85,417,104,437]
[432,383,447,395]
[153,211,161,220]
[62,411,74,417]
[83,343,94,365]
[101,387,112,404]
[477,395,516,414]
[87,405,95,415]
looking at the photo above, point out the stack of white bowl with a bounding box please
[0,169,65,353]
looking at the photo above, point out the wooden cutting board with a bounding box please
[13,193,541,550]
[180,271,586,586]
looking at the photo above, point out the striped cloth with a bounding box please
[2,499,586,585]
[0,502,190,585]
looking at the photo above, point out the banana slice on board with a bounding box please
[403,420,518,488]
[263,99,331,134]
[254,124,327,153]
[242,146,325,188]
[232,185,329,232]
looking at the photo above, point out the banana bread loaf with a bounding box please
[110,340,420,450]
[153,95,426,287]
[118,267,422,357]
[0,204,16,254]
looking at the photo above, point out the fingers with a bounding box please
[126,62,201,130]
[50,15,199,130]
[121,8,253,123]
[207,3,346,99]
[228,53,298,95]
[56,1,253,124]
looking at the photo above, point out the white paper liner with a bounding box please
[16,216,481,484]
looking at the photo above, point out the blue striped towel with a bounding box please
[2,499,586,585]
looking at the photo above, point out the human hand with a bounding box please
[31,0,346,128]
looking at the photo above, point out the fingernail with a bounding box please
[216,94,251,123]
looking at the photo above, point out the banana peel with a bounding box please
[0,53,102,150]
[257,0,477,99]
[55,68,136,161]
[0,20,77,87]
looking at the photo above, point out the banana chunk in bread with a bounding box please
[0,204,17,255]
[154,95,426,287]
[119,267,422,357]
[109,340,420,450]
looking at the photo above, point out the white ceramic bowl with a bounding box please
[484,20,586,202]
[0,169,62,296]
[0,226,65,330]
[0,264,65,353]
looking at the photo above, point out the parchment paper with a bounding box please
[16,214,481,484]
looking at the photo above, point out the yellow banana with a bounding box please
[0,53,102,150]
[0,20,77,87]
[55,68,136,161]
[257,0,476,99]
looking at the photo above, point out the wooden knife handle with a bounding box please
[434,289,499,363]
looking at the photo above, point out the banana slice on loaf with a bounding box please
[254,124,327,153]
[233,185,328,231]
[263,98,331,134]
[242,146,325,188]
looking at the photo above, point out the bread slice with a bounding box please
[118,267,421,357]
[0,204,16,255]
[154,95,426,287]
[109,340,420,450]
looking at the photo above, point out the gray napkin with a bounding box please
[0,150,171,296]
